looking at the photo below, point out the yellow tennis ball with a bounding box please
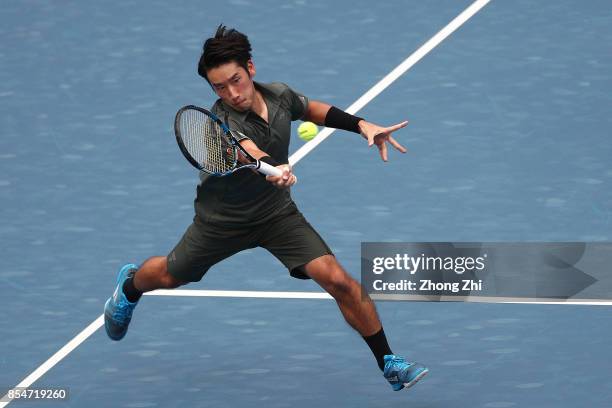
[297,121,318,142]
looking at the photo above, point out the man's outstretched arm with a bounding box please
[303,100,408,162]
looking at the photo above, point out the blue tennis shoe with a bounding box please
[383,354,429,391]
[104,263,139,341]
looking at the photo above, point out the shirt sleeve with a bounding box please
[283,84,309,121]
[230,128,250,142]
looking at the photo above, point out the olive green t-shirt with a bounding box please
[194,82,309,226]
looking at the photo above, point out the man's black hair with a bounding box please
[198,25,252,83]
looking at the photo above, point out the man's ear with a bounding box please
[247,59,256,78]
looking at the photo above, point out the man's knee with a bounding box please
[327,273,356,299]
[162,272,185,289]
[159,260,186,289]
[142,256,186,289]
[307,256,357,298]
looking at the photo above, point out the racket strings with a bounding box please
[180,110,236,174]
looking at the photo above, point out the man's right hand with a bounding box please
[266,164,296,189]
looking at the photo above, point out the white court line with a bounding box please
[146,289,333,299]
[290,0,492,166]
[1,2,493,406]
[0,315,104,407]
[369,293,612,306]
[147,290,612,306]
[3,290,610,407]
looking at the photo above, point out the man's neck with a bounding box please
[251,87,269,124]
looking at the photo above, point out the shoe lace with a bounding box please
[393,356,406,364]
[112,298,134,323]
[389,357,414,377]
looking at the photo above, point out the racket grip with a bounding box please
[257,160,283,177]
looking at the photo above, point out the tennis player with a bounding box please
[104,25,428,391]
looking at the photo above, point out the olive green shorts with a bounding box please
[167,202,333,282]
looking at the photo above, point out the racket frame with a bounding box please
[174,105,282,177]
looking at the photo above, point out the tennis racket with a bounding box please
[174,105,283,177]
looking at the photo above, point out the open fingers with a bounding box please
[388,135,407,153]
[378,140,388,162]
[385,120,409,133]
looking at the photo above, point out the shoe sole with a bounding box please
[402,368,429,390]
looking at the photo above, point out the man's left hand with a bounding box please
[358,120,408,161]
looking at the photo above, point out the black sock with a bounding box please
[122,277,143,303]
[363,327,393,371]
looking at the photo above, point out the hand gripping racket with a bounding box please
[174,105,283,177]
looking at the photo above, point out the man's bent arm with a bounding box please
[303,100,334,126]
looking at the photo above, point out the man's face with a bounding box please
[207,60,256,112]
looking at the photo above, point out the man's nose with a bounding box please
[228,85,239,100]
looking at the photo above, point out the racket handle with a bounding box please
[257,160,283,177]
[257,160,299,184]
